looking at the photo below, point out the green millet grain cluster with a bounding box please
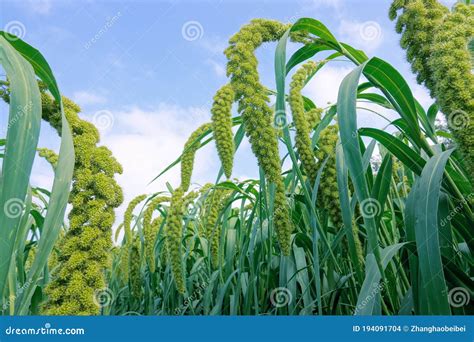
[224,19,294,255]
[142,196,170,273]
[314,124,342,228]
[41,94,123,315]
[166,123,213,293]
[306,107,323,129]
[390,0,474,179]
[289,61,321,184]
[146,217,163,274]
[129,239,142,299]
[165,187,187,293]
[124,194,147,243]
[181,123,212,192]
[211,84,235,179]
[429,3,474,178]
[203,188,231,268]
[37,147,59,169]
[120,194,147,282]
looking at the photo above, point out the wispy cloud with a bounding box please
[73,91,108,106]
[338,19,384,54]
[198,35,227,56]
[206,59,226,77]
[26,0,53,15]
[86,103,219,226]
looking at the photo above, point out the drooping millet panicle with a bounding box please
[392,158,411,197]
[146,217,163,273]
[181,123,212,192]
[306,107,322,129]
[204,188,231,268]
[38,147,58,169]
[351,220,365,267]
[429,3,474,178]
[124,194,147,243]
[167,126,214,292]
[129,239,142,299]
[289,61,320,184]
[390,0,474,179]
[165,187,187,293]
[41,94,123,315]
[389,0,448,91]
[120,194,147,282]
[224,19,293,255]
[211,84,235,179]
[314,124,342,228]
[142,196,170,273]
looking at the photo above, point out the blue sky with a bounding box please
[0,0,456,232]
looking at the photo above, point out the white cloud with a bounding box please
[338,19,383,54]
[302,64,353,107]
[86,103,219,229]
[206,59,226,77]
[198,36,227,56]
[26,0,53,14]
[73,91,107,106]
[411,83,433,109]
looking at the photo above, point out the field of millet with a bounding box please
[0,0,473,316]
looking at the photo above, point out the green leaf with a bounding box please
[359,127,425,175]
[362,57,421,143]
[0,36,41,298]
[355,243,407,315]
[336,61,383,275]
[2,37,75,314]
[412,149,453,315]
